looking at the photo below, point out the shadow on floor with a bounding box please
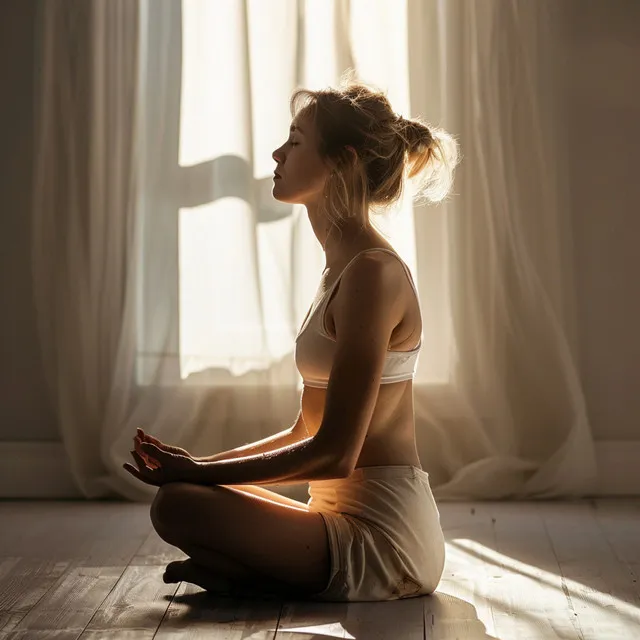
[157,588,498,638]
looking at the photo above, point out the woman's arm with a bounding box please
[132,414,336,488]
[191,434,341,486]
[134,256,403,488]
[196,411,307,463]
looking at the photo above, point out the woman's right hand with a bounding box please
[134,428,196,468]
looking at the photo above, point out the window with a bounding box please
[136,0,449,388]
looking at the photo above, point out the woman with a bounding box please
[124,81,458,602]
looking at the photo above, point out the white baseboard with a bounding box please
[1,441,638,499]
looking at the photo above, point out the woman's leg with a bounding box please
[221,484,309,511]
[151,482,329,595]
[163,542,302,597]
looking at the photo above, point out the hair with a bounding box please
[290,78,460,230]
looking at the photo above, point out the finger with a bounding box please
[138,430,161,448]
[123,461,145,480]
[132,444,159,466]
[123,462,160,486]
[134,436,144,454]
[141,442,164,459]
[134,437,153,463]
[134,441,160,469]
[122,462,163,487]
[138,428,162,448]
[137,428,153,445]
[129,452,161,481]
[131,449,160,472]
[137,427,151,441]
[146,434,164,447]
[132,440,153,467]
[131,449,154,470]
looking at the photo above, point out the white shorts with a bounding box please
[307,465,445,602]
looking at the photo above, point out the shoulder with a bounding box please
[341,249,405,299]
[332,250,405,328]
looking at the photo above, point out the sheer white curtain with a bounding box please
[32,0,596,502]
[409,0,597,498]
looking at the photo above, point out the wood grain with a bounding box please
[1,499,638,639]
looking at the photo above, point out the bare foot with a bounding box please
[163,559,284,600]
[163,559,233,593]
[163,560,196,584]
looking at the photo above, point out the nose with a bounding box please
[272,147,284,164]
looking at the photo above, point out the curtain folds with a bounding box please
[32,0,596,502]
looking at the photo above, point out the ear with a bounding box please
[345,145,357,159]
[341,145,358,169]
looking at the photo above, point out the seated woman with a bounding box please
[124,81,458,602]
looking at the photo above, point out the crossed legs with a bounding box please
[150,482,330,598]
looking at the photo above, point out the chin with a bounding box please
[272,186,299,205]
[272,192,289,204]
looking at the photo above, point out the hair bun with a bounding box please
[398,117,433,155]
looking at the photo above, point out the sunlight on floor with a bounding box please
[272,621,355,639]
[447,539,640,638]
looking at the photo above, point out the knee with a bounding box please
[150,482,191,531]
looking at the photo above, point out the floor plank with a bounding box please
[542,501,640,640]
[0,501,150,566]
[0,558,70,634]
[1,499,638,639]
[435,502,499,639]
[130,530,188,567]
[481,502,583,639]
[433,569,500,639]
[275,600,351,639]
[277,597,424,639]
[2,565,124,639]
[593,499,640,598]
[79,565,179,638]
[0,631,81,639]
[153,581,283,639]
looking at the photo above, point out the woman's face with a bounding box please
[272,110,329,206]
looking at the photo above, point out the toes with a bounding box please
[175,561,235,595]
[162,559,282,600]
[163,560,188,584]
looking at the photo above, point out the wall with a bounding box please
[0,0,56,441]
[0,0,638,449]
[561,0,640,440]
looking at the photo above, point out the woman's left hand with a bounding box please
[123,443,201,487]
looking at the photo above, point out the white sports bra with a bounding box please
[294,248,422,389]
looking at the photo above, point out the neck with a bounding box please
[305,201,373,266]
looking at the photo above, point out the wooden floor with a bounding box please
[0,499,638,639]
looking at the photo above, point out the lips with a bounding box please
[274,169,282,179]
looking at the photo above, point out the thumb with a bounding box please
[146,434,164,446]
[142,442,164,458]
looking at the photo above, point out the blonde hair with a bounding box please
[290,79,459,229]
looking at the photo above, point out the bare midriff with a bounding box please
[300,378,422,470]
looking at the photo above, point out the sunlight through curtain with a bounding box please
[31,0,596,501]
